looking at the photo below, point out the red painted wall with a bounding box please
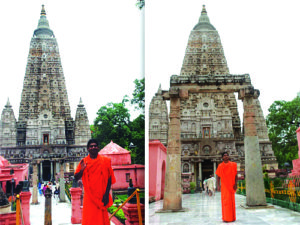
[101,153,131,166]
[112,165,145,190]
[149,140,167,201]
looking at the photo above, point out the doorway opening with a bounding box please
[202,160,213,181]
[42,160,51,181]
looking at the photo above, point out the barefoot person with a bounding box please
[216,152,237,222]
[75,139,116,225]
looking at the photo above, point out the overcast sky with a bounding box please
[146,0,300,119]
[0,0,142,124]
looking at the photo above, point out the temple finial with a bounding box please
[201,5,207,14]
[41,5,46,16]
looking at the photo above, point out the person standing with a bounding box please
[75,139,116,225]
[206,176,215,196]
[216,152,237,222]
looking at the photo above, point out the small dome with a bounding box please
[193,5,216,31]
[100,141,130,154]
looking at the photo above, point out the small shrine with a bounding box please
[100,141,131,165]
[99,141,144,190]
[0,155,30,222]
[0,156,29,194]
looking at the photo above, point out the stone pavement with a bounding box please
[149,192,300,224]
[29,189,115,225]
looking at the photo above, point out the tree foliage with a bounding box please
[136,0,145,10]
[93,101,131,149]
[92,79,145,164]
[131,78,145,112]
[266,97,300,167]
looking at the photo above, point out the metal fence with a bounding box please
[237,175,300,212]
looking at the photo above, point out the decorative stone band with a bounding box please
[170,74,251,85]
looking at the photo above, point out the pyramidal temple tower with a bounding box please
[0,5,90,182]
[149,5,277,196]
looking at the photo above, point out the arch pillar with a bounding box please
[31,161,39,204]
[59,160,66,202]
[239,87,266,206]
[161,87,186,211]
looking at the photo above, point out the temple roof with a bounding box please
[33,5,54,38]
[100,141,130,154]
[193,5,216,31]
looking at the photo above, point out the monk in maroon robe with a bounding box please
[216,152,237,222]
[75,139,116,225]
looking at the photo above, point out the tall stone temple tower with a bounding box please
[149,85,169,146]
[0,5,91,182]
[149,5,278,194]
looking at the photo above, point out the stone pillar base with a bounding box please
[70,187,82,224]
[20,191,32,225]
[122,203,145,225]
[156,208,187,213]
[240,204,274,209]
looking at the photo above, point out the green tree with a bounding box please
[136,0,145,10]
[92,79,145,165]
[131,78,145,112]
[130,78,145,164]
[129,114,145,164]
[266,97,300,167]
[93,99,131,149]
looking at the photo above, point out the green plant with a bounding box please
[114,199,122,207]
[108,206,126,224]
[190,182,196,190]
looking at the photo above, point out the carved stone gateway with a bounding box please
[149,5,277,210]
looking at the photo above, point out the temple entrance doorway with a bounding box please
[42,160,51,181]
[202,160,213,181]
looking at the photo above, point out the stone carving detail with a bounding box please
[202,145,211,155]
[149,85,169,146]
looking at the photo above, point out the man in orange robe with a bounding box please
[75,139,116,225]
[216,152,237,222]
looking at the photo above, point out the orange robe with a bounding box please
[216,161,237,222]
[75,154,116,225]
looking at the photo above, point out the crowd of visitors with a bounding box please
[38,181,60,199]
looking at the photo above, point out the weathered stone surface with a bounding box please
[245,136,266,206]
[163,97,182,210]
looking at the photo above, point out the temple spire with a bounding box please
[158,84,162,94]
[5,98,11,108]
[33,5,54,38]
[193,5,215,31]
[78,97,84,107]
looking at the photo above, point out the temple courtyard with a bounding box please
[149,192,300,224]
[29,188,115,225]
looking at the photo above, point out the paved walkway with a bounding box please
[29,189,115,225]
[149,192,300,224]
